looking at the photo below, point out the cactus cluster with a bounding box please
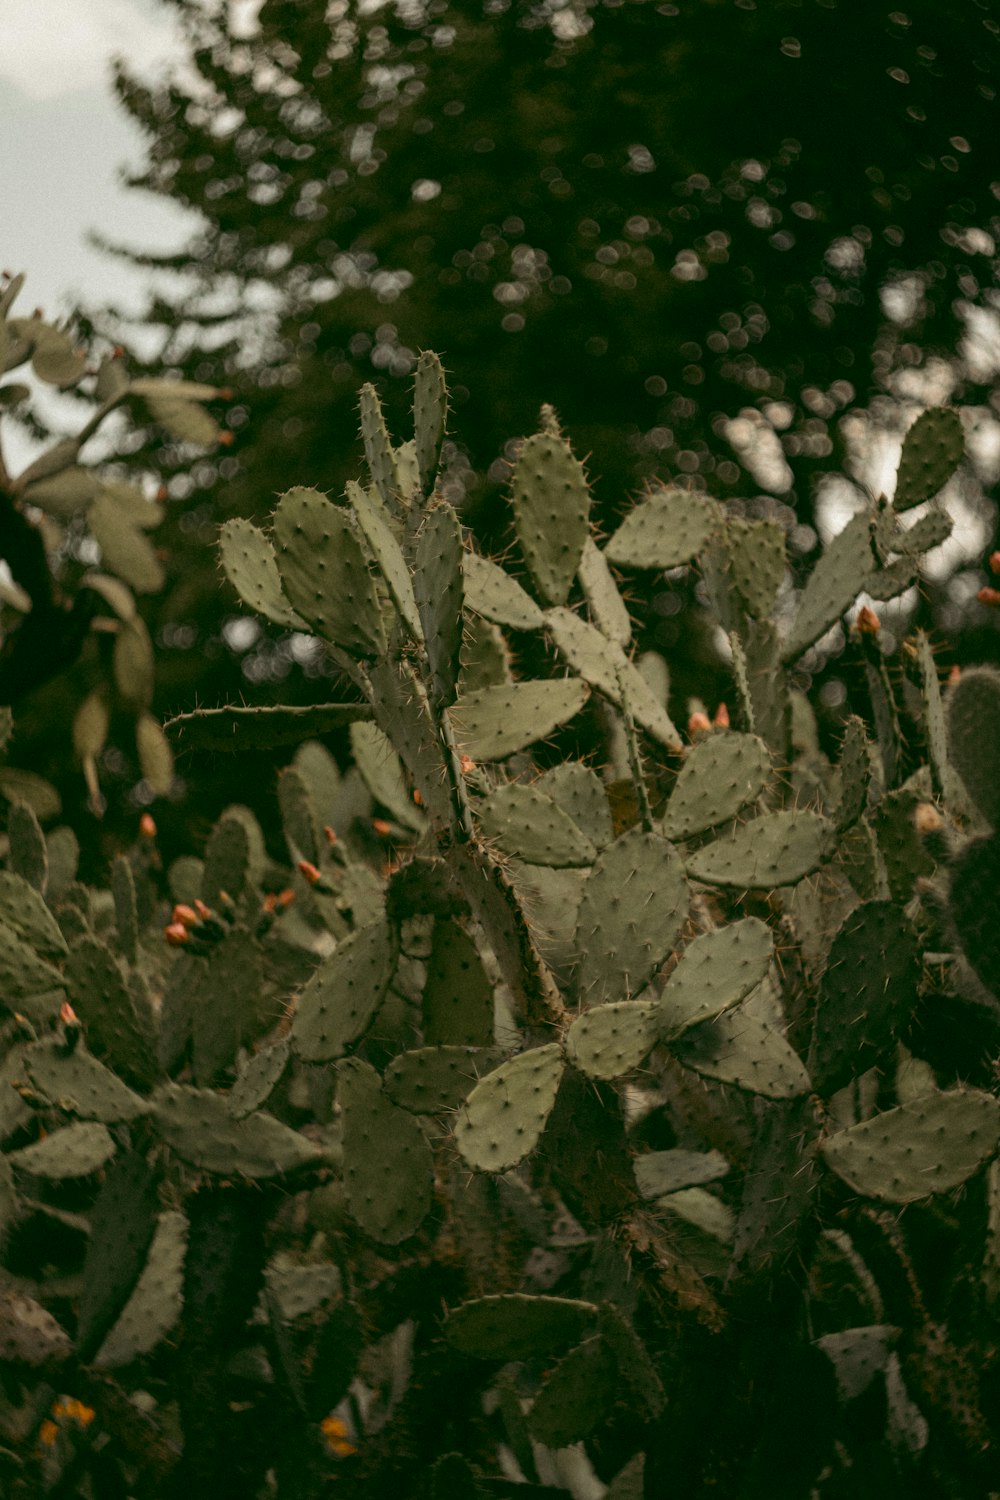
[1,362,997,1498]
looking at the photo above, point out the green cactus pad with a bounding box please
[783,512,875,662]
[821,1089,1000,1203]
[815,1325,899,1402]
[94,1210,188,1368]
[476,782,596,868]
[871,786,934,903]
[535,762,614,849]
[422,919,496,1046]
[413,349,447,494]
[384,1044,504,1113]
[565,999,660,1080]
[346,479,423,642]
[337,1057,433,1243]
[358,382,402,507]
[893,407,964,511]
[574,827,689,1003]
[414,500,465,707]
[350,720,425,834]
[835,717,876,832]
[578,537,632,647]
[7,1120,116,1179]
[273,485,386,657]
[0,917,64,1004]
[291,917,397,1062]
[228,1037,291,1119]
[192,929,266,1087]
[65,936,157,1090]
[685,810,830,888]
[454,1043,565,1172]
[545,607,682,749]
[218,517,307,629]
[727,517,786,620]
[24,1041,149,1123]
[889,505,954,557]
[510,429,591,606]
[657,918,774,1038]
[634,1148,729,1198]
[915,631,963,807]
[165,702,371,753]
[447,679,589,762]
[605,486,720,569]
[527,1333,617,1447]
[458,614,512,694]
[76,1153,159,1359]
[674,1009,811,1099]
[660,731,771,840]
[946,665,1000,826]
[445,1292,597,1360]
[278,765,322,866]
[462,551,545,630]
[811,902,920,1093]
[202,812,252,906]
[949,833,1000,998]
[153,1082,320,1178]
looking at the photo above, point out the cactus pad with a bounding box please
[476,782,596,868]
[510,429,591,605]
[685,810,829,888]
[660,732,771,840]
[454,1043,564,1172]
[445,1292,596,1360]
[565,999,661,1079]
[821,1089,1000,1202]
[574,826,689,1003]
[893,407,964,511]
[218,517,306,629]
[337,1057,433,1243]
[273,486,386,657]
[657,918,773,1037]
[291,917,397,1062]
[447,678,589,761]
[605,486,719,569]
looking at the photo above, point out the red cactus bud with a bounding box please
[278,887,295,907]
[988,550,1000,575]
[59,1001,79,1027]
[372,818,393,837]
[977,585,1000,608]
[459,754,476,775]
[172,903,199,928]
[263,892,278,914]
[687,710,711,737]
[218,430,235,446]
[298,860,322,885]
[323,825,337,845]
[155,485,169,503]
[412,788,423,806]
[219,387,235,399]
[948,664,961,686]
[164,922,191,947]
[194,899,212,920]
[855,605,881,635]
[713,702,730,729]
[139,813,157,839]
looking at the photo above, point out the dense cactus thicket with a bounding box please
[2,351,999,1499]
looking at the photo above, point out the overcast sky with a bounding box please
[0,0,203,321]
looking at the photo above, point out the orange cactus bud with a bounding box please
[155,485,169,503]
[172,904,199,928]
[948,664,961,686]
[194,899,212,920]
[855,605,881,635]
[460,754,476,775]
[687,710,711,737]
[278,888,296,908]
[164,922,191,947]
[139,813,157,839]
[218,430,235,446]
[323,825,337,845]
[977,585,1000,608]
[59,1001,79,1026]
[320,1415,357,1458]
[412,788,423,806]
[713,702,730,729]
[988,550,1000,575]
[914,802,944,835]
[263,892,278,914]
[298,860,322,885]
[372,818,393,837]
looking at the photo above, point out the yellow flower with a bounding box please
[320,1414,357,1457]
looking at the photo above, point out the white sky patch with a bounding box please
[0,0,183,101]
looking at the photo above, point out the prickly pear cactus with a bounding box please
[2,366,995,1497]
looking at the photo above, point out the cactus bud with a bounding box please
[976,585,1000,608]
[713,702,730,729]
[372,818,393,838]
[460,754,477,775]
[948,664,961,686]
[855,605,881,635]
[139,813,157,839]
[687,710,711,738]
[988,550,1000,575]
[172,903,199,928]
[298,860,322,885]
[165,922,191,947]
[914,802,944,834]
[323,825,337,845]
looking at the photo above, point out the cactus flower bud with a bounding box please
[976,585,1000,608]
[164,922,191,947]
[687,710,711,737]
[855,605,881,635]
[372,818,393,837]
[713,702,730,729]
[989,550,1000,575]
[323,825,337,845]
[460,755,477,775]
[172,904,199,928]
[139,813,157,839]
[298,860,322,885]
